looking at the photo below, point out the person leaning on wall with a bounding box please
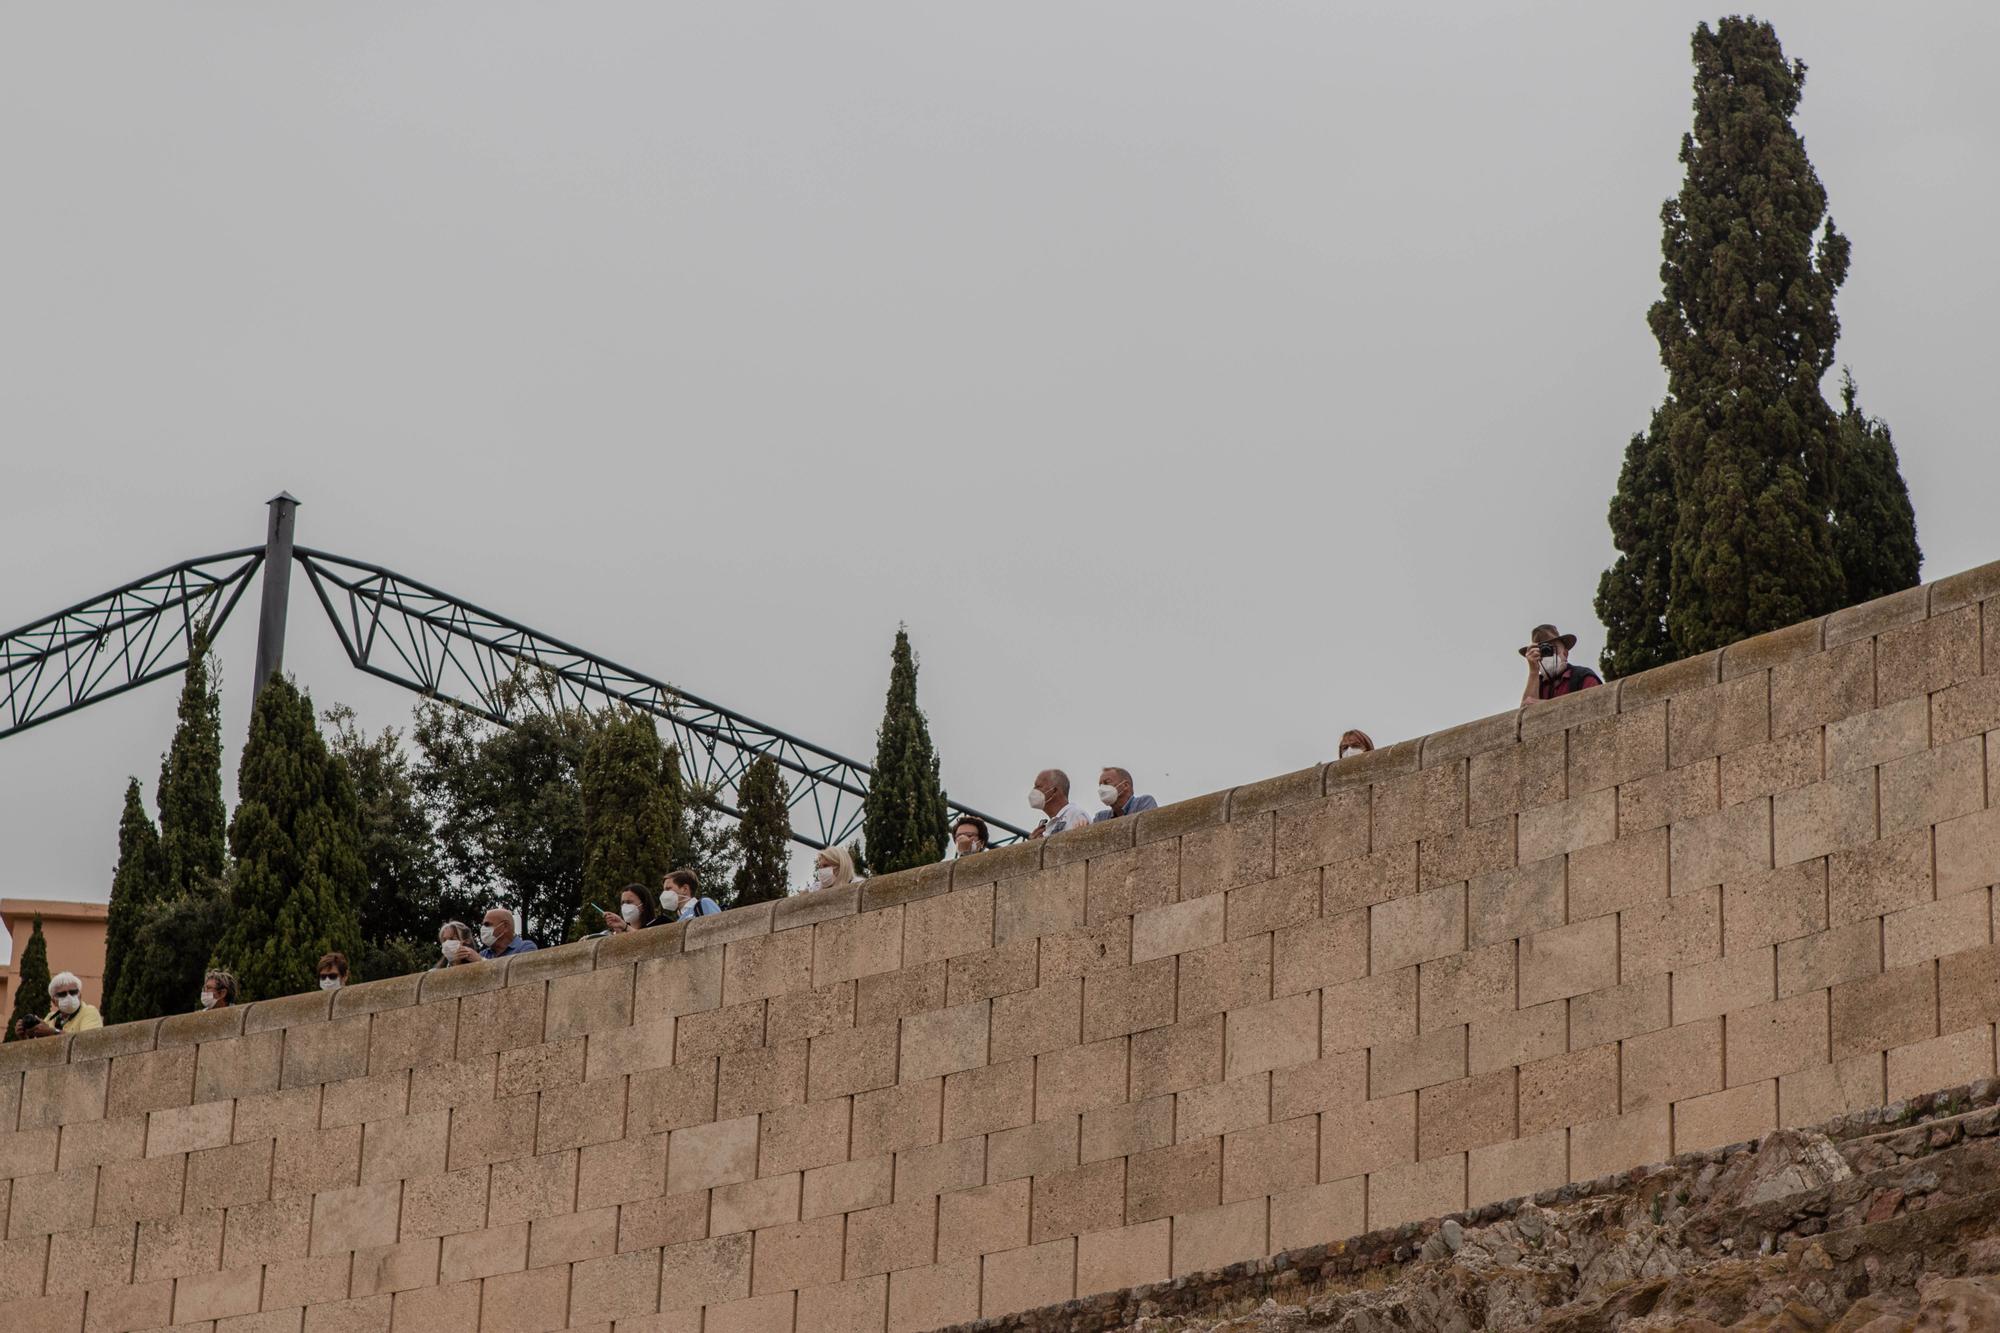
[436,921,478,967]
[14,970,102,1039]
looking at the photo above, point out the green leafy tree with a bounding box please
[117,887,229,1018]
[157,629,227,897]
[730,754,792,908]
[101,778,164,1024]
[326,706,467,947]
[862,627,948,874]
[1596,410,1679,679]
[577,708,687,936]
[5,915,51,1041]
[1831,370,1922,605]
[215,676,367,1000]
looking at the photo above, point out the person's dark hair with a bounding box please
[620,881,662,922]
[951,814,990,844]
[664,868,700,894]
[316,952,349,980]
[204,970,240,1006]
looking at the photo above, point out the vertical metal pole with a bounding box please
[252,492,299,699]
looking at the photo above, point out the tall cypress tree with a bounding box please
[101,778,164,1024]
[730,754,792,908]
[1597,409,1678,679]
[216,676,367,1000]
[1831,370,1921,605]
[157,629,227,897]
[862,628,948,875]
[577,708,686,936]
[6,915,52,1041]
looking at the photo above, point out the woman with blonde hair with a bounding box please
[806,844,858,893]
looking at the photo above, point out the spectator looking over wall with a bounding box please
[317,953,349,991]
[14,971,101,1039]
[661,869,723,918]
[602,882,666,933]
[201,970,238,1010]
[1520,623,1603,705]
[1338,730,1374,759]
[949,815,989,859]
[804,846,857,894]
[1091,768,1157,823]
[1028,769,1091,839]
[436,921,477,967]
[479,908,538,959]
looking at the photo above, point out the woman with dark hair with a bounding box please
[601,881,666,933]
[949,814,990,860]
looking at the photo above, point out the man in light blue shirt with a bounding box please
[1092,767,1159,823]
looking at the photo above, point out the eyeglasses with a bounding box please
[318,976,340,983]
[52,989,79,998]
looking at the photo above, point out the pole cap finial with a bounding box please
[268,492,301,507]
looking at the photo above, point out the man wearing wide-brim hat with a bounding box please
[1519,623,1603,706]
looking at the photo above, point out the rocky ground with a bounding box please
[965,1081,2000,1333]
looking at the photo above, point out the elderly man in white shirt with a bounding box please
[1028,769,1093,839]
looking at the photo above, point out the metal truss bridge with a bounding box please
[0,495,1024,851]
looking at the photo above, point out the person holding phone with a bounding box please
[600,882,666,933]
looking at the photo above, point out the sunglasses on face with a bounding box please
[53,990,79,999]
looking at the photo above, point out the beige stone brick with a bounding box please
[1126,1137,1221,1223]
[714,1041,806,1122]
[352,1234,443,1297]
[1181,815,1276,900]
[1778,919,1882,998]
[367,1000,458,1077]
[571,1249,667,1325]
[1028,1158,1124,1243]
[580,1017,677,1086]
[1324,843,1419,916]
[1519,915,1618,1009]
[1321,1093,1414,1180]
[1571,703,1668,795]
[1036,1038,1129,1121]
[1274,788,1371,876]
[440,1223,530,1282]
[1268,1177,1366,1254]
[389,1279,482,1331]
[764,980,855,1048]
[1671,799,1769,892]
[1824,583,1927,648]
[107,1048,194,1121]
[495,1039,585,1099]
[321,1070,412,1131]
[750,1213,844,1293]
[1418,941,1515,1033]
[1220,1115,1316,1204]
[95,1151,188,1228]
[991,981,1082,1065]
[674,1000,767,1063]
[986,1117,1078,1184]
[1417,1069,1514,1159]
[359,1108,451,1185]
[1518,787,1616,865]
[173,1264,264,1323]
[56,1114,144,1171]
[937,1178,1030,1262]
[1131,895,1222,964]
[1178,935,1273,1021]
[1083,842,1177,927]
[1620,761,1720,840]
[1371,763,1465,851]
[1572,975,1671,1050]
[1880,736,1984,837]
[456,986,547,1061]
[1469,856,1567,948]
[544,965,634,1044]
[1519,1044,1618,1137]
[893,1138,982,1203]
[1570,1106,1671,1180]
[1668,672,1769,767]
[803,1155,893,1219]
[656,1232,753,1311]
[1468,1127,1566,1207]
[1827,696,1928,774]
[935,1060,1029,1142]
[1370,1026,1465,1098]
[446,1094,538,1172]
[993,863,1086,943]
[1942,944,2000,1034]
[488,1149,577,1228]
[1079,957,1178,1044]
[310,1180,400,1256]
[40,1221,133,1297]
[944,937,1038,1007]
[1725,862,1828,954]
[1774,770,1877,868]
[1418,818,1515,894]
[634,947,723,1021]
[1933,676,2000,745]
[1170,1196,1266,1278]
[899,1001,989,1082]
[1079,1096,1175,1165]
[1876,596,1978,692]
[1226,872,1323,941]
[796,1273,887,1333]
[849,1077,940,1164]
[1076,1217,1170,1298]
[1222,991,1319,1081]
[276,1016,371,1091]
[1831,963,1935,1060]
[1175,1071,1269,1143]
[406,1055,493,1118]
[83,1279,178,1333]
[800,1023,892,1104]
[845,1198,937,1278]
[135,1207,223,1283]
[147,1098,234,1159]
[628,1059,717,1135]
[1369,883,1466,974]
[1722,729,1823,807]
[1272,909,1368,1001]
[980,1236,1076,1318]
[665,1114,758,1195]
[0,1123,58,1182]
[1675,1080,1776,1153]
[1469,1000,1566,1077]
[814,907,905,988]
[1366,1153,1464,1230]
[722,930,815,1008]
[1887,1025,1995,1100]
[1038,918,1133,987]
[1321,969,1418,1053]
[616,1191,707,1253]
[1672,946,1776,1023]
[1622,1019,1722,1112]
[1725,990,1831,1087]
[1937,807,2000,898]
[1469,732,1568,824]
[709,1173,801,1238]
[1779,1051,1887,1128]
[903,885,994,969]
[19,1062,107,1131]
[189,1138,274,1209]
[1885,890,1991,970]
[1770,638,1871,737]
[479,1263,571,1332]
[398,1165,492,1241]
[887,1254,980,1333]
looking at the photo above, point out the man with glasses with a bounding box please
[14,970,102,1039]
[1520,623,1603,706]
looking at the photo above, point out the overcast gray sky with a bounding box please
[4,3,1995,955]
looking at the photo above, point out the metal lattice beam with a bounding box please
[292,547,1025,851]
[0,549,265,738]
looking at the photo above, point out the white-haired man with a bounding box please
[14,971,102,1039]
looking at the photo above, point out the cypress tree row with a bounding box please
[157,629,228,897]
[215,676,367,1000]
[5,915,51,1041]
[1831,371,1922,605]
[1597,18,1918,670]
[730,754,792,908]
[100,778,164,1024]
[577,709,686,936]
[862,628,948,875]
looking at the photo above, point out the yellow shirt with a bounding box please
[46,1003,103,1033]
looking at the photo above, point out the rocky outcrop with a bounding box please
[958,1081,2000,1333]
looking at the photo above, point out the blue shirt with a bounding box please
[1092,793,1159,823]
[480,936,539,960]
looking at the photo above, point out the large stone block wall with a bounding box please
[4,560,2000,1333]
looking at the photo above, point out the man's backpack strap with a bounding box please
[1567,664,1602,691]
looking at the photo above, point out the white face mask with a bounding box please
[1538,651,1563,678]
[1339,747,1362,760]
[1028,789,1046,811]
[1097,784,1119,806]
[55,995,80,1015]
[660,891,680,914]
[814,866,835,887]
[441,939,462,959]
[199,991,218,1010]
[478,925,497,948]
[319,978,341,992]
[620,902,642,924]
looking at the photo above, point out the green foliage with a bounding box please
[115,886,228,1018]
[326,706,468,950]
[577,709,688,938]
[5,915,51,1041]
[1831,371,1922,606]
[730,754,792,909]
[861,628,948,874]
[157,629,227,897]
[1600,18,1915,671]
[351,935,433,985]
[101,778,164,1025]
[215,675,367,1001]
